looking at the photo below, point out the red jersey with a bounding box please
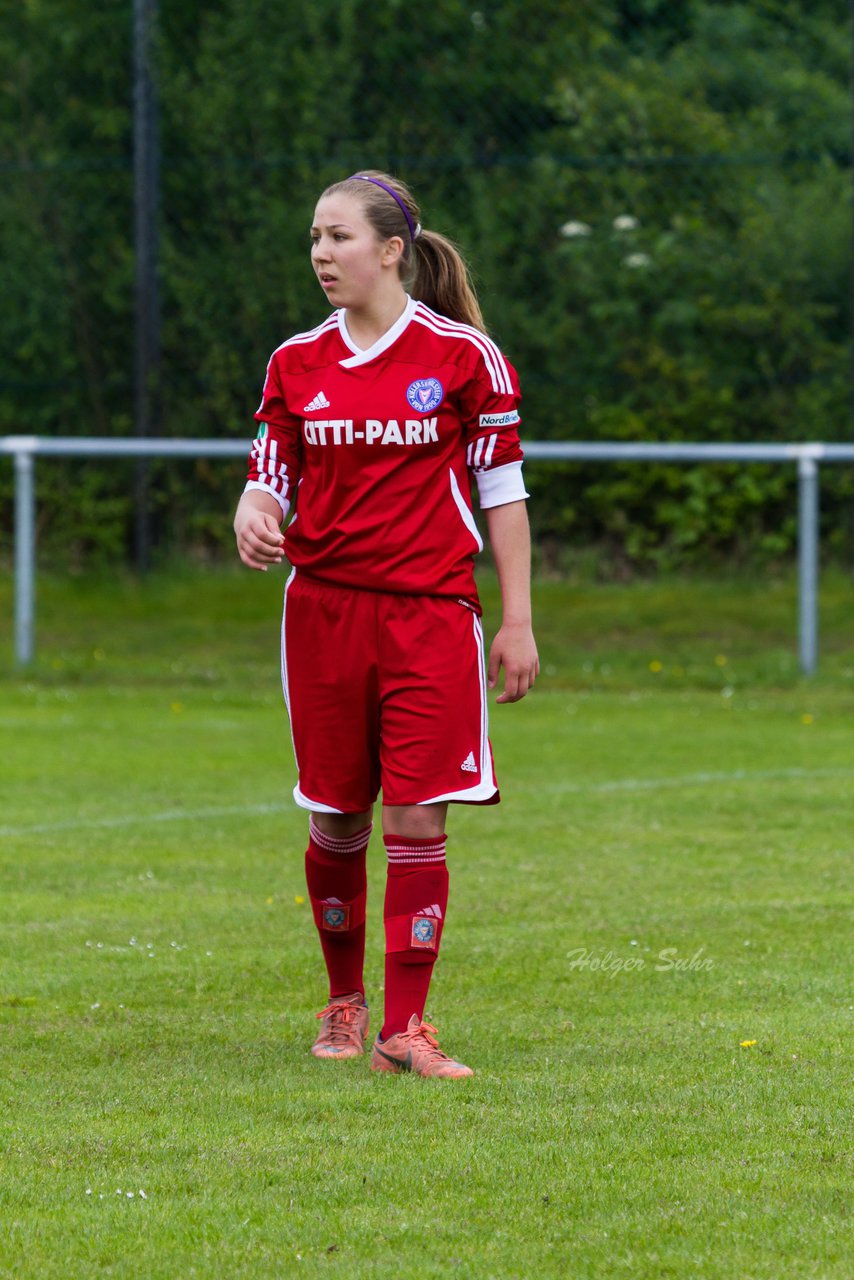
[244,296,528,611]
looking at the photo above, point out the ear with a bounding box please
[382,236,405,267]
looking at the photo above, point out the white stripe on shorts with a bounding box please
[416,613,497,806]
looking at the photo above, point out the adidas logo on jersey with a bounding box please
[460,751,477,773]
[303,390,331,412]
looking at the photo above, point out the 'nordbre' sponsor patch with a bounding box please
[479,410,520,428]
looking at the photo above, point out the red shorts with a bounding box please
[280,572,499,813]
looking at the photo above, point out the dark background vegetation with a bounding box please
[0,0,850,571]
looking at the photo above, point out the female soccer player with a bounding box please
[234,171,538,1078]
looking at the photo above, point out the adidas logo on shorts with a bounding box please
[460,751,477,773]
[303,390,331,412]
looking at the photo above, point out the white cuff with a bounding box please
[243,480,289,523]
[474,461,529,509]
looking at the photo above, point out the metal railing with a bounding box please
[3,436,853,673]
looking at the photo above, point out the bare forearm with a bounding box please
[485,500,533,625]
[484,500,538,703]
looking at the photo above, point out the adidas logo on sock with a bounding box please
[415,903,444,920]
[303,390,331,412]
[460,751,477,773]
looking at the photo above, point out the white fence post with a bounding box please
[13,445,36,666]
[797,452,820,677]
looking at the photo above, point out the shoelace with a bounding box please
[403,1020,456,1064]
[316,1000,361,1046]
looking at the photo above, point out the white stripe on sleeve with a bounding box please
[267,437,279,492]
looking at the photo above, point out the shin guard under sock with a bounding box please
[381,833,449,1038]
[305,816,371,1000]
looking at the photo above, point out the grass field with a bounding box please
[0,566,851,1279]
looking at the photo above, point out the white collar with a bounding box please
[337,295,416,368]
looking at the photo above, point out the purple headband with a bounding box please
[348,174,421,241]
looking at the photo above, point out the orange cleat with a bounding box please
[311,992,369,1058]
[370,1014,473,1078]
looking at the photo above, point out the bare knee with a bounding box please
[382,803,448,839]
[311,809,373,838]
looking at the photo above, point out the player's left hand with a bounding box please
[487,622,539,703]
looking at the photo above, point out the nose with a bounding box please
[312,235,331,262]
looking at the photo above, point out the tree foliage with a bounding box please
[0,0,849,567]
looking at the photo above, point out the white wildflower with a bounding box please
[559,220,592,238]
[613,215,639,231]
[624,253,651,268]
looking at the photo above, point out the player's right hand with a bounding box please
[235,509,285,571]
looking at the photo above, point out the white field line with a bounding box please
[0,801,294,839]
[533,765,854,795]
[1,766,851,839]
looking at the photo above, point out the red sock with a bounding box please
[381,834,449,1039]
[304,817,371,1000]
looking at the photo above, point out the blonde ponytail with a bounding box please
[411,230,486,333]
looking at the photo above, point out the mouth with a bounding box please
[318,273,337,289]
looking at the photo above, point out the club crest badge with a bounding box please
[406,378,444,413]
[411,916,437,949]
[323,905,349,930]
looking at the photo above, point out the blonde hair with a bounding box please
[320,170,486,333]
